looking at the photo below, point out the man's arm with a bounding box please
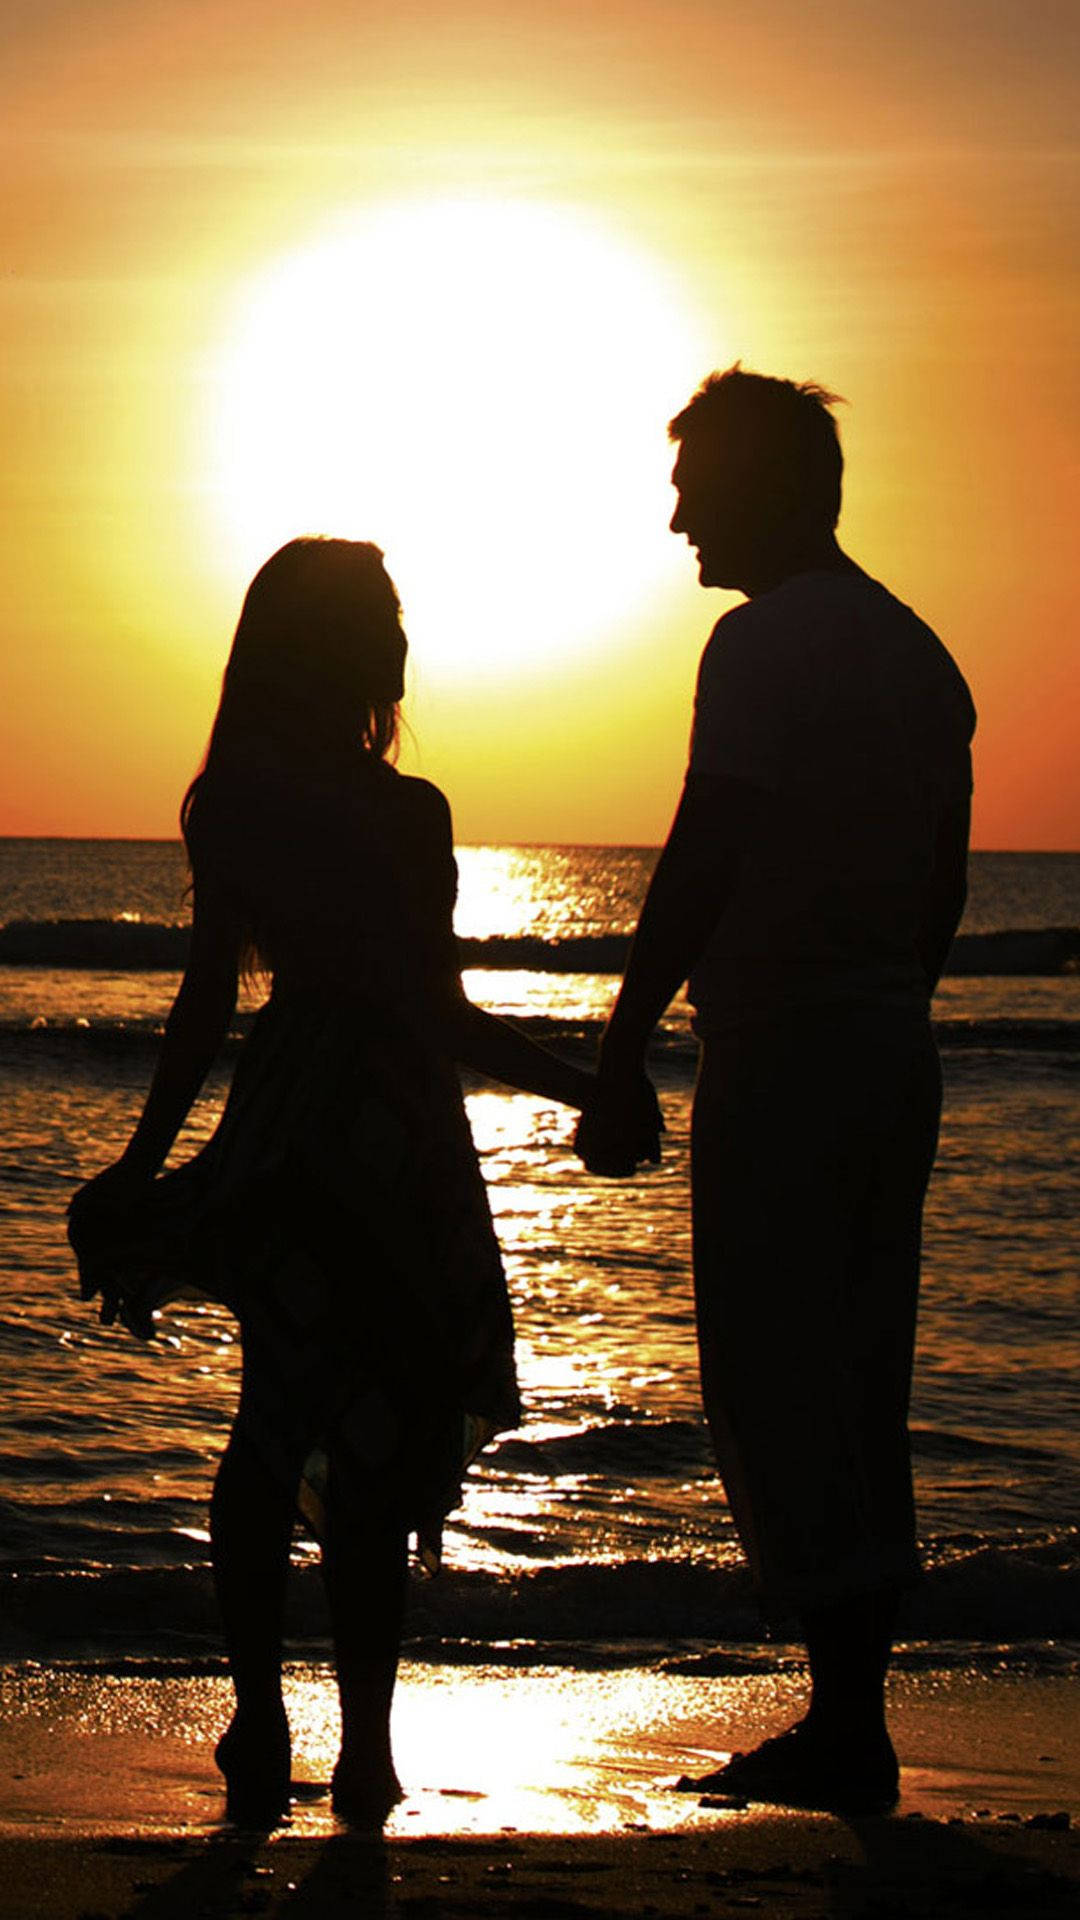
[577,773,764,1172]
[917,795,970,993]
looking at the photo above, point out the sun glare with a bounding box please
[202,197,712,683]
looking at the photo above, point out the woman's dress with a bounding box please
[69,757,519,1567]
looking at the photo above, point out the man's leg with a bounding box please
[686,1018,939,1811]
[803,1583,901,1747]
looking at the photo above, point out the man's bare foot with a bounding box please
[675,1719,899,1816]
[330,1754,404,1830]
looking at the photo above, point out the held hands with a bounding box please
[574,1061,664,1177]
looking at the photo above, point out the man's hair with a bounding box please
[669,363,845,529]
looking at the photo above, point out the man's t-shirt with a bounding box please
[686,567,976,1030]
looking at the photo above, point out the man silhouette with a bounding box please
[578,366,975,1812]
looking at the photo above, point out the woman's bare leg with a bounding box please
[320,1469,408,1826]
[209,1428,295,1823]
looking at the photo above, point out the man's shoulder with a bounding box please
[854,576,976,733]
[698,592,791,683]
[697,574,843,688]
[693,569,975,775]
[703,571,969,690]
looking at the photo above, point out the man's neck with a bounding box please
[742,533,857,599]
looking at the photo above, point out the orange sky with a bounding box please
[1,0,1077,848]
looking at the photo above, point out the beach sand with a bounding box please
[0,1658,1075,1916]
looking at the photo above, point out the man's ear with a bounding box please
[760,458,803,525]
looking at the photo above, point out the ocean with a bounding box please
[0,840,1077,1674]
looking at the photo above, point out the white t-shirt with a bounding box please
[686,568,976,1028]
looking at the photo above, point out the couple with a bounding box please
[68,365,975,1830]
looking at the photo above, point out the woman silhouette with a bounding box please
[68,537,599,1829]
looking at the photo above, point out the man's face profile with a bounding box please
[669,431,769,592]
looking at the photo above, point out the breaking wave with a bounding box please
[1,1531,1076,1670]
[2,918,1079,977]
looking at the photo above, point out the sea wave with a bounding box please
[489,1420,1076,1480]
[0,1012,1075,1062]
[1,1531,1076,1668]
[2,918,1079,977]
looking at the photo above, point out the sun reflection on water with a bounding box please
[280,1662,791,1839]
[453,847,656,943]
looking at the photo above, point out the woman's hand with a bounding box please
[70,1156,153,1218]
[68,1159,153,1304]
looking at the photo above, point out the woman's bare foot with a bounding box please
[215,1704,292,1828]
[330,1752,404,1830]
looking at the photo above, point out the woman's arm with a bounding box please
[401,776,595,1108]
[82,875,242,1191]
[448,995,594,1109]
[399,771,607,1113]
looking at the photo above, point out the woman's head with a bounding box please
[182,538,407,892]
[219,537,407,760]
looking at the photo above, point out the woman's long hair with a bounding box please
[181,537,407,967]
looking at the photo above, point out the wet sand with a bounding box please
[0,1658,1075,1915]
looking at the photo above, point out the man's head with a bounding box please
[668,365,844,592]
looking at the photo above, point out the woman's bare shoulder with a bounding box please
[389,772,453,838]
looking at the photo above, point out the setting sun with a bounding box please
[200,196,710,684]
[1,0,1076,844]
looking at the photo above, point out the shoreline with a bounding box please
[0,1658,1075,1916]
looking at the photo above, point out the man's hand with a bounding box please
[575,1068,664,1177]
